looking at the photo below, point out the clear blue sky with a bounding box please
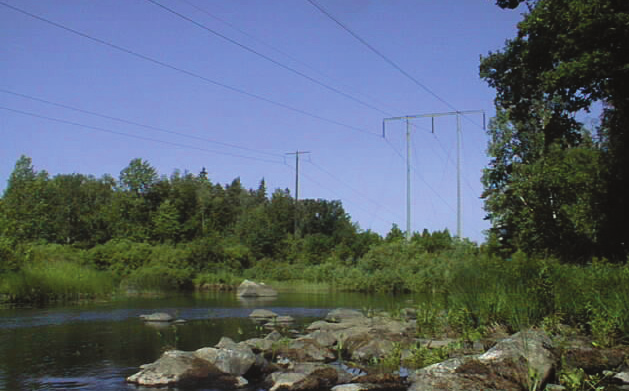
[0,0,527,243]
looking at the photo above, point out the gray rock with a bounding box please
[237,280,278,297]
[266,330,283,341]
[409,329,555,391]
[126,350,217,386]
[302,330,337,348]
[195,345,256,376]
[351,339,395,363]
[269,363,338,391]
[241,337,275,353]
[250,309,278,319]
[139,312,174,322]
[326,308,366,323]
[615,371,629,384]
[332,384,374,391]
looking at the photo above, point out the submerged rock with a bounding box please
[237,280,278,297]
[250,309,278,320]
[139,312,174,322]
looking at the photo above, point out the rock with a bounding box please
[350,338,396,363]
[326,309,366,323]
[215,336,239,349]
[544,384,567,391]
[195,345,257,376]
[126,350,218,387]
[562,347,626,374]
[288,339,336,362]
[242,338,275,353]
[250,309,279,320]
[237,280,278,297]
[332,384,373,391]
[266,330,283,341]
[302,330,337,348]
[268,363,338,391]
[139,312,174,322]
[235,375,249,387]
[346,373,407,390]
[614,371,629,384]
[409,329,556,391]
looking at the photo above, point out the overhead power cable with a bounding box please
[286,163,397,227]
[0,106,285,165]
[0,88,282,159]
[178,0,399,115]
[0,1,379,138]
[307,0,485,130]
[307,159,405,222]
[146,0,392,117]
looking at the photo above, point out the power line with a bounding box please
[307,0,454,111]
[307,159,405,222]
[178,0,399,116]
[291,164,397,228]
[0,105,285,165]
[306,0,486,130]
[146,0,393,117]
[0,1,379,138]
[0,88,283,159]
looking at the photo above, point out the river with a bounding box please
[0,291,415,390]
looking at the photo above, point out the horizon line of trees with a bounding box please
[0,155,457,274]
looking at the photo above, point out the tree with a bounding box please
[119,158,158,195]
[152,199,181,243]
[2,155,51,241]
[480,0,629,260]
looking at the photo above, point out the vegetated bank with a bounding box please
[1,156,628,350]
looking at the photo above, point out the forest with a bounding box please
[1,0,628,347]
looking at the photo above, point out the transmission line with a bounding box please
[146,0,393,117]
[0,88,283,159]
[0,106,285,165]
[0,1,379,138]
[306,0,486,130]
[178,0,399,115]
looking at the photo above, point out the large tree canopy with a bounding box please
[481,0,629,261]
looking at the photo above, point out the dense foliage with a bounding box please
[0,156,385,281]
[481,0,629,261]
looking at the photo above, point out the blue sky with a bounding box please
[0,0,527,243]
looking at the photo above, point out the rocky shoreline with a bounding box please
[127,307,629,390]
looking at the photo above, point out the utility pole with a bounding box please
[286,150,310,236]
[384,110,484,239]
[382,117,413,241]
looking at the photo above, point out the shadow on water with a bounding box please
[0,290,418,390]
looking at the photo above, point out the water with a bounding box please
[0,291,413,390]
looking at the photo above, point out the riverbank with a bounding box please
[127,307,629,390]
[2,243,628,349]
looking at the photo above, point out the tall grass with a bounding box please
[0,260,115,303]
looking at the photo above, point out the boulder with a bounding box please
[237,280,278,297]
[302,330,338,348]
[195,345,257,376]
[126,350,218,387]
[409,329,556,391]
[268,363,338,391]
[139,312,174,322]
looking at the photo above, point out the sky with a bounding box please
[0,0,528,243]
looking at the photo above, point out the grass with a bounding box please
[0,260,115,303]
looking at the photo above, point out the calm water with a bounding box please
[0,291,414,390]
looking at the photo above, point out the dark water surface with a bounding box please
[0,291,414,390]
